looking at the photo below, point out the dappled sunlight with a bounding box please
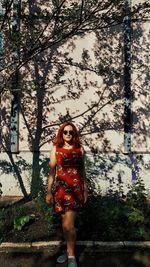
[131,21,150,152]
[0,0,150,199]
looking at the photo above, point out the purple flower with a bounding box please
[129,153,136,165]
[131,169,137,181]
[107,188,113,195]
[135,165,139,173]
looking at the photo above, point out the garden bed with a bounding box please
[0,190,150,243]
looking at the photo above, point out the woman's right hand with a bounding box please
[45,192,53,205]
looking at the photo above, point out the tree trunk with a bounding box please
[30,88,44,198]
[31,151,41,198]
[8,152,28,198]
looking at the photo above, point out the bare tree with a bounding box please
[0,0,149,198]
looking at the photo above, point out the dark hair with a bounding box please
[54,122,81,148]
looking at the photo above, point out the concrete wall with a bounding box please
[0,0,150,197]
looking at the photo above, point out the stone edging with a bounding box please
[1,241,150,250]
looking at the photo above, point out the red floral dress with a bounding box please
[52,146,84,214]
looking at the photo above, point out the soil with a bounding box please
[1,198,63,243]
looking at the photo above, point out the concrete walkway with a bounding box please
[0,241,150,267]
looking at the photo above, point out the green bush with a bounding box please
[76,174,148,241]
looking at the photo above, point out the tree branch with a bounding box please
[0,0,13,31]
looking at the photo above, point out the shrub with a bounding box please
[76,173,148,241]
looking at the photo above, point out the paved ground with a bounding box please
[0,247,150,267]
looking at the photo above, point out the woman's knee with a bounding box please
[62,211,76,232]
[62,221,75,233]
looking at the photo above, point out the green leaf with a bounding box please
[14,214,35,231]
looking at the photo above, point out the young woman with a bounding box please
[45,122,88,267]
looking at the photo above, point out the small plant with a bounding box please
[37,188,55,233]
[14,214,35,231]
[128,209,144,224]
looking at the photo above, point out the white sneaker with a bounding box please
[56,251,67,263]
[68,257,78,267]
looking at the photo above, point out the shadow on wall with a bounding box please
[0,1,149,198]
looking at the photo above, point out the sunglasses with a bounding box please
[63,130,74,136]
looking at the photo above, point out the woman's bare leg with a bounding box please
[62,210,77,256]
